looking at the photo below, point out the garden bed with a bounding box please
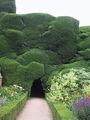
[0,85,27,120]
[0,93,27,120]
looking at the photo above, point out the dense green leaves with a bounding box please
[16,48,49,65]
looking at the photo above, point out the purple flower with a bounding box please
[72,97,90,120]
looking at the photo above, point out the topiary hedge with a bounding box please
[0,0,16,13]
[78,37,90,50]
[0,35,10,57]
[0,93,27,120]
[0,13,24,29]
[78,48,90,60]
[0,57,27,86]
[42,16,79,63]
[16,48,50,65]
[4,29,24,53]
[26,61,45,80]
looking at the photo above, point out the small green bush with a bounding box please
[26,61,45,80]
[0,0,16,13]
[16,48,49,65]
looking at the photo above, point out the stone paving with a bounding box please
[16,98,53,120]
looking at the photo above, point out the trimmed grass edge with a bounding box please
[48,102,62,120]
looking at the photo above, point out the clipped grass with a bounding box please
[53,102,77,120]
[48,102,61,120]
[0,93,27,120]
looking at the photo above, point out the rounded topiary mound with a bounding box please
[16,48,49,65]
[42,16,79,63]
[0,57,27,85]
[0,13,24,29]
[26,61,45,80]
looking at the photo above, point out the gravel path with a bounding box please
[16,98,53,120]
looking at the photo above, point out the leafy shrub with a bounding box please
[0,0,16,13]
[26,61,45,80]
[0,85,25,101]
[72,97,90,120]
[47,68,90,109]
[16,48,49,65]
[0,93,27,120]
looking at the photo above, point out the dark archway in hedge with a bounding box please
[30,78,45,98]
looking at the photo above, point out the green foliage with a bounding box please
[47,68,90,109]
[21,13,55,27]
[5,29,24,53]
[26,61,45,80]
[0,57,27,85]
[20,13,55,49]
[42,16,79,63]
[45,50,61,65]
[63,60,88,69]
[0,0,16,13]
[0,13,24,29]
[0,85,25,101]
[78,37,90,50]
[16,48,49,65]
[79,48,90,60]
[80,26,90,33]
[0,35,10,57]
[0,93,27,120]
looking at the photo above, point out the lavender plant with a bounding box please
[72,97,90,120]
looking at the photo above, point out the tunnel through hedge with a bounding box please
[30,78,45,98]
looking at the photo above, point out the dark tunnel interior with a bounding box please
[30,78,45,98]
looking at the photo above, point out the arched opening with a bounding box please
[30,78,45,98]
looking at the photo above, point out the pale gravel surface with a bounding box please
[16,98,53,120]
